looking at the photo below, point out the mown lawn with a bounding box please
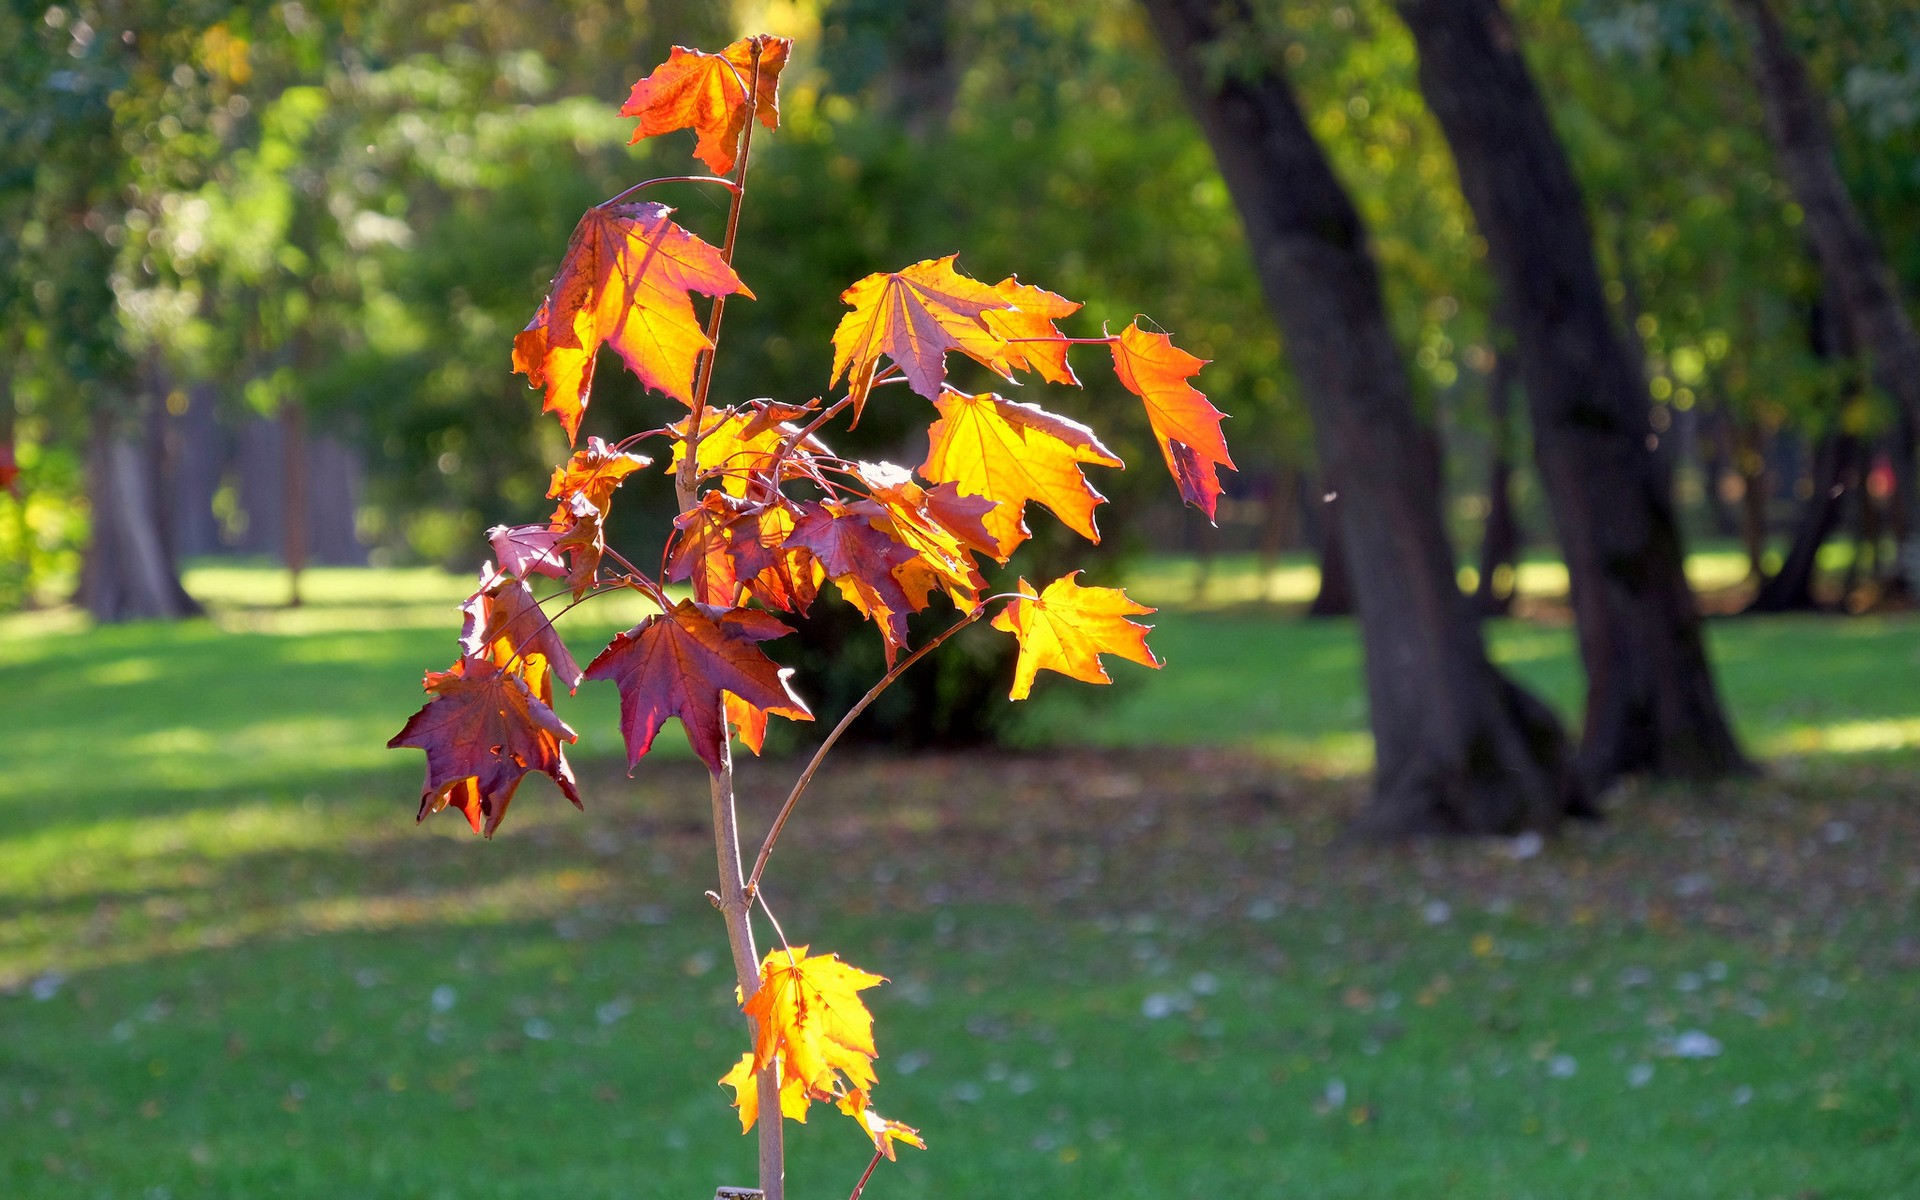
[3,561,1917,1199]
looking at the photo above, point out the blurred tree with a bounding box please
[1141,0,1586,835]
[1732,0,1920,600]
[1397,0,1750,788]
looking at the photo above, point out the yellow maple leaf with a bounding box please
[743,946,885,1099]
[991,572,1161,700]
[921,392,1122,557]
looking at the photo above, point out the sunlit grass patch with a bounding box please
[6,562,1920,1198]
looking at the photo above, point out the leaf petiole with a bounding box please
[597,175,742,209]
[747,605,989,892]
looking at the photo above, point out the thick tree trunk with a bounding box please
[1398,0,1749,788]
[235,410,367,568]
[1142,0,1586,835]
[1306,485,1355,618]
[78,406,202,622]
[1473,345,1522,617]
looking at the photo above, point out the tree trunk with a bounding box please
[1141,0,1586,835]
[78,405,202,623]
[1736,0,1920,602]
[1306,483,1354,618]
[283,403,308,607]
[1733,0,1920,453]
[1398,0,1750,788]
[1747,429,1858,612]
[1473,344,1522,617]
[1748,278,1860,612]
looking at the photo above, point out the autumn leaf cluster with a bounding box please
[389,32,1232,1163]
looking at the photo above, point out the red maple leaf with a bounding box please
[787,501,923,663]
[584,600,811,773]
[388,657,582,837]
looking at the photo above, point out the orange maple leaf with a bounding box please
[982,277,1082,385]
[1109,321,1235,519]
[991,572,1162,700]
[920,391,1123,557]
[744,946,885,1100]
[837,1090,926,1160]
[620,35,792,176]
[547,437,653,519]
[849,461,987,612]
[830,256,1015,418]
[458,573,583,706]
[513,203,752,442]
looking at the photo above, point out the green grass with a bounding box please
[4,561,1918,1199]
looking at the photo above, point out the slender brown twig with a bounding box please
[747,604,990,893]
[679,41,765,511]
[846,1147,885,1200]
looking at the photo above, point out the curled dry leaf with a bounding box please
[459,572,584,705]
[620,35,792,176]
[547,437,653,519]
[992,571,1161,700]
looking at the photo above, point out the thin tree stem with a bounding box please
[679,42,764,511]
[747,606,988,893]
[847,1148,885,1200]
[707,728,785,1200]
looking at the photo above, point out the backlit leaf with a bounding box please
[991,572,1161,700]
[744,946,884,1099]
[388,657,581,837]
[583,600,811,772]
[920,391,1122,557]
[829,256,1014,418]
[982,277,1082,386]
[1109,321,1235,519]
[513,204,751,441]
[620,35,792,175]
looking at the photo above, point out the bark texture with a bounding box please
[1398,0,1749,788]
[1142,0,1586,834]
